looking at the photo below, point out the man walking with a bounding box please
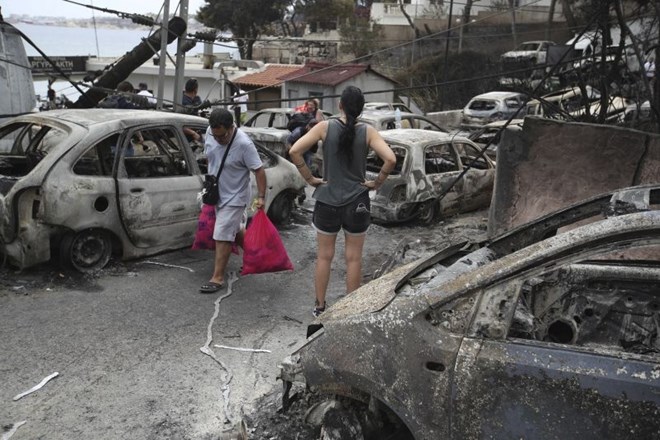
[200,108,267,293]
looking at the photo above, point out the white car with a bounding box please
[500,40,556,65]
[0,109,305,272]
[461,91,527,128]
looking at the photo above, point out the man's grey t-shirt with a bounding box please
[204,127,263,208]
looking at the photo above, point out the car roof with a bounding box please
[14,109,209,128]
[241,126,290,141]
[469,91,524,101]
[253,107,294,113]
[380,128,470,146]
[359,110,427,119]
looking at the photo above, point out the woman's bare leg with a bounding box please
[344,233,366,293]
[315,232,337,307]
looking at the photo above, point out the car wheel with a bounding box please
[268,192,295,226]
[417,199,439,225]
[60,229,112,273]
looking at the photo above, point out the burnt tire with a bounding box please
[268,192,295,226]
[416,199,439,225]
[60,229,112,273]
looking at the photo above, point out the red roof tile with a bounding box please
[278,62,371,86]
[234,64,303,87]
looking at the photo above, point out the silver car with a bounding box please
[461,91,527,128]
[366,129,495,224]
[0,109,305,272]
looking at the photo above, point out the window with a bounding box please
[469,100,497,111]
[0,122,67,177]
[121,128,190,178]
[424,144,458,174]
[73,134,118,176]
[366,146,405,175]
[454,142,490,170]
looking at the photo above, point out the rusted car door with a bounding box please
[115,126,203,248]
[451,257,660,439]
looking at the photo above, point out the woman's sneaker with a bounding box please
[313,300,326,318]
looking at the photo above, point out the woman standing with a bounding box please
[289,86,396,317]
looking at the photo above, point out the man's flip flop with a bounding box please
[199,281,224,293]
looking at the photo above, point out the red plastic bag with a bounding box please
[241,210,294,275]
[191,204,239,254]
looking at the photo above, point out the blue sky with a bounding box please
[2,0,206,19]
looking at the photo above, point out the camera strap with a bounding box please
[214,126,238,180]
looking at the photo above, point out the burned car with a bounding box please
[461,91,527,128]
[466,118,525,159]
[281,185,660,439]
[0,110,305,271]
[243,107,332,129]
[366,129,495,224]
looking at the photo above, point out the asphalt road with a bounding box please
[0,206,488,439]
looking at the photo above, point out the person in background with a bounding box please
[287,118,318,168]
[307,98,325,121]
[289,86,396,317]
[231,88,249,124]
[182,78,202,115]
[644,57,656,93]
[199,108,267,294]
[137,82,156,107]
[294,98,325,121]
[99,81,142,109]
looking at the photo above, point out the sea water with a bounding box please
[13,22,237,103]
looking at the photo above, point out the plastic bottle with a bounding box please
[394,108,402,129]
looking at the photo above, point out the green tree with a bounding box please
[339,16,383,59]
[196,0,290,59]
[301,0,353,26]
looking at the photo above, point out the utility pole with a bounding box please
[173,0,188,109]
[156,0,170,110]
[441,0,454,110]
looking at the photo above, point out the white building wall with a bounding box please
[370,0,557,24]
[283,72,396,114]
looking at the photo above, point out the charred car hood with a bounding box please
[314,241,490,325]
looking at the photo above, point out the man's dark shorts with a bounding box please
[313,191,371,236]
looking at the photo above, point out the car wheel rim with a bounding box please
[70,231,111,271]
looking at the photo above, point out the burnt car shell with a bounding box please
[0,109,209,270]
[283,185,660,439]
[367,129,495,224]
[0,109,306,271]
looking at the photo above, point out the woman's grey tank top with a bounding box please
[313,119,369,206]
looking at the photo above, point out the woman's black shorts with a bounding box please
[312,191,371,235]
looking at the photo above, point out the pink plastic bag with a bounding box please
[192,204,216,250]
[191,204,239,254]
[241,210,293,275]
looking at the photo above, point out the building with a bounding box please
[277,61,400,114]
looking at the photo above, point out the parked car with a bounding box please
[500,40,556,65]
[241,126,291,159]
[358,110,449,132]
[281,184,660,439]
[365,129,495,224]
[243,107,332,129]
[467,119,525,159]
[461,91,527,128]
[526,86,630,123]
[0,109,305,272]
